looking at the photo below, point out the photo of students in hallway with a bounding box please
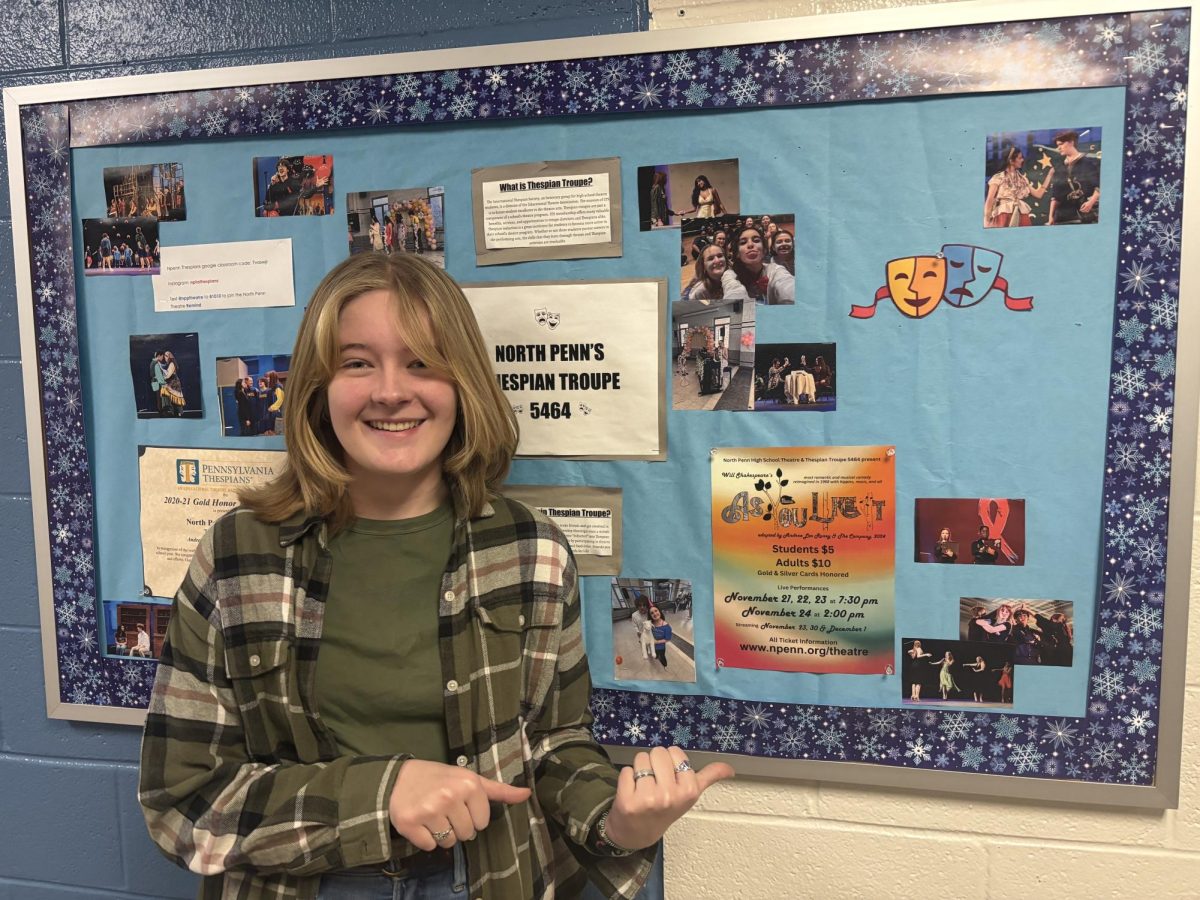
[612,578,695,683]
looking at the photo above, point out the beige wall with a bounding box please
[651,2,1200,897]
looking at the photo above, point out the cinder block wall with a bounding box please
[0,3,652,898]
[650,2,1200,898]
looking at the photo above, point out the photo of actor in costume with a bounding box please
[982,127,1101,227]
[254,154,334,216]
[128,333,202,419]
[638,158,741,231]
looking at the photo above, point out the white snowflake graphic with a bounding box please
[713,723,741,751]
[904,737,932,765]
[1042,719,1079,748]
[1122,708,1155,736]
[939,712,970,741]
[1121,260,1155,295]
[1093,16,1125,49]
[623,719,646,741]
[769,44,795,73]
[1148,295,1178,328]
[664,52,696,82]
[448,94,477,120]
[1091,667,1125,700]
[1166,82,1187,110]
[1129,603,1164,636]
[1007,743,1044,774]
[1144,404,1172,433]
[729,75,760,105]
[1111,364,1148,400]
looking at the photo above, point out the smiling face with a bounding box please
[885,255,947,318]
[327,289,457,519]
[942,244,1003,307]
[701,244,727,280]
[772,231,793,260]
[650,606,664,623]
[735,227,766,272]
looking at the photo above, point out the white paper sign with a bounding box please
[152,239,295,312]
[533,506,614,555]
[463,281,663,458]
[481,174,611,249]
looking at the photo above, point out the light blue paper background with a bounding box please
[72,85,1124,718]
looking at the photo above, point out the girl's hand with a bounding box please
[602,746,734,851]
[388,759,531,850]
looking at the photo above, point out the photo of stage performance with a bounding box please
[346,185,444,268]
[81,217,159,275]
[751,342,835,411]
[983,127,1102,228]
[671,295,754,411]
[902,637,1016,708]
[960,598,1075,667]
[102,162,186,220]
[914,497,1026,566]
[253,154,334,216]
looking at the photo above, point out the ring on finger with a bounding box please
[674,760,693,774]
[633,768,657,782]
[431,828,453,842]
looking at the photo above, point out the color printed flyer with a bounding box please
[712,446,896,674]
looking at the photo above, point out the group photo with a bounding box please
[959,598,1075,667]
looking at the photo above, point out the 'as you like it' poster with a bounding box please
[711,446,896,674]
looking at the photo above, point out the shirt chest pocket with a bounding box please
[225,636,298,761]
[474,598,562,717]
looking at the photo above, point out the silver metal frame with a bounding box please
[5,0,1196,802]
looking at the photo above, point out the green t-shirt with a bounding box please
[315,503,454,763]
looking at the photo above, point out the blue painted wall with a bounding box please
[0,2,660,897]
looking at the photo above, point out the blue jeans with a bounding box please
[317,845,467,900]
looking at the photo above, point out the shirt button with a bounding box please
[446,679,459,693]
[443,591,455,601]
[456,755,469,767]
[249,654,261,667]
[517,614,526,626]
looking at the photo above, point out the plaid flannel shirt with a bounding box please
[139,496,655,900]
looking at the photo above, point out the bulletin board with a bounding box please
[7,0,1197,808]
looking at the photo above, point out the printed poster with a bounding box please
[462,280,665,459]
[711,446,896,674]
[138,446,286,597]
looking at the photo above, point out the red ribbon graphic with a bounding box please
[996,276,1033,311]
[978,498,1019,563]
[850,285,890,319]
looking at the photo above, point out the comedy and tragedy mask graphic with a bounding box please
[851,244,1033,319]
[533,308,561,330]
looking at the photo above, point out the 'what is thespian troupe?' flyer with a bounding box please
[711,446,896,675]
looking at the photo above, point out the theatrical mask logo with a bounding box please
[533,308,561,330]
[176,459,200,485]
[851,244,1033,319]
[885,256,946,318]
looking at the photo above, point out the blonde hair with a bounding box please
[239,253,517,530]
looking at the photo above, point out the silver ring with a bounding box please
[674,760,693,774]
[431,828,453,841]
[633,768,656,782]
